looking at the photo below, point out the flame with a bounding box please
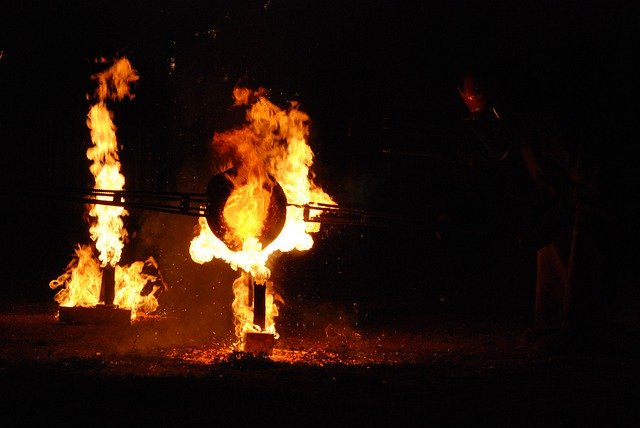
[50,244,163,318]
[86,58,135,268]
[230,271,283,341]
[50,57,162,319]
[190,87,334,349]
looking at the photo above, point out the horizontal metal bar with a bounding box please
[41,187,406,227]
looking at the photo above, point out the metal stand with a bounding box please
[244,277,275,355]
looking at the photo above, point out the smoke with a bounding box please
[125,207,236,336]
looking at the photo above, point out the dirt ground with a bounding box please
[1,302,639,425]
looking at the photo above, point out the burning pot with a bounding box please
[205,167,288,251]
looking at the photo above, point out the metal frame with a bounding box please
[62,188,399,227]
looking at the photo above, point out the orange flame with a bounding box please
[50,244,163,317]
[50,57,163,319]
[86,57,138,268]
[190,87,334,349]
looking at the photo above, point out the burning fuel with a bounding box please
[48,62,335,351]
[49,57,164,320]
[190,86,335,351]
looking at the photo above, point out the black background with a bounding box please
[1,1,637,331]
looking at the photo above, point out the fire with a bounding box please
[190,87,334,349]
[49,245,163,315]
[49,57,163,319]
[86,57,137,268]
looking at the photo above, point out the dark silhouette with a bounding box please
[456,41,639,356]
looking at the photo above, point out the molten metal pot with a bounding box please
[205,167,288,251]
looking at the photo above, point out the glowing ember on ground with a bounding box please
[49,57,164,320]
[190,87,335,350]
[172,331,451,367]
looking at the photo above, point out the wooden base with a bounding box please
[244,332,276,355]
[57,305,131,326]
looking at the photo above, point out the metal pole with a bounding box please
[100,264,116,307]
[253,281,266,330]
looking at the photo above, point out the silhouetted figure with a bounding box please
[456,54,639,356]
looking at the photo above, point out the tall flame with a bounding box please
[50,57,163,319]
[190,87,334,348]
[86,56,138,267]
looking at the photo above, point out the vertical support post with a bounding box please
[100,264,116,307]
[253,281,266,330]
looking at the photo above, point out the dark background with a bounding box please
[1,1,637,332]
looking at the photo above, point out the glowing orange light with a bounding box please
[50,57,163,320]
[190,87,334,349]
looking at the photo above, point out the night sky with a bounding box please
[1,1,637,328]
